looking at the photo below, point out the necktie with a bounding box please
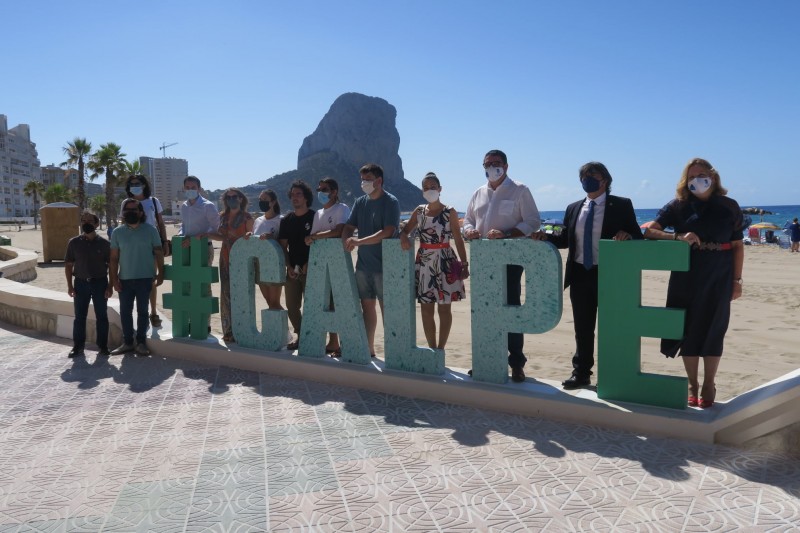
[583,200,595,270]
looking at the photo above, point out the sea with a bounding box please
[411,204,800,232]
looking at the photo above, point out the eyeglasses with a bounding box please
[318,188,330,193]
[129,182,141,186]
[225,195,239,200]
[483,161,504,169]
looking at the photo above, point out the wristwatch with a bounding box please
[503,230,513,239]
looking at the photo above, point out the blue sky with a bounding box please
[4,0,799,211]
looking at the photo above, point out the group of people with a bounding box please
[65,152,745,409]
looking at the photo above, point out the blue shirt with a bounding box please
[346,191,400,273]
[179,195,219,237]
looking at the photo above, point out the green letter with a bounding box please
[163,236,219,340]
[597,240,688,409]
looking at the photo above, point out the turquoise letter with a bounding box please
[597,240,688,409]
[382,240,444,375]
[298,239,371,364]
[230,237,288,351]
[470,239,562,384]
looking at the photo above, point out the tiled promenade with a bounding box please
[0,322,798,532]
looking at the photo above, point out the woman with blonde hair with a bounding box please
[644,158,744,408]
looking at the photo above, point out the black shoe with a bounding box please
[562,375,591,390]
[511,366,526,383]
[68,347,85,358]
[97,347,111,357]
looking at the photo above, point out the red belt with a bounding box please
[419,243,450,249]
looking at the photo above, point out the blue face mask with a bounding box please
[130,186,144,196]
[581,177,601,194]
[184,189,199,200]
[317,191,330,204]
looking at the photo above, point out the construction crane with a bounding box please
[159,142,178,157]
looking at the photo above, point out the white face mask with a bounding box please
[688,176,712,196]
[361,180,375,195]
[422,189,440,203]
[184,189,199,200]
[485,166,504,182]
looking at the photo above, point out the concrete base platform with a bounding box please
[0,323,798,531]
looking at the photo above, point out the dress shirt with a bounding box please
[462,176,541,237]
[574,192,606,267]
[179,196,219,237]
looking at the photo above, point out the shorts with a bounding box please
[355,269,383,300]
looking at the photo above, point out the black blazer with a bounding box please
[548,194,642,288]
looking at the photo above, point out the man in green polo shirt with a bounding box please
[110,199,165,356]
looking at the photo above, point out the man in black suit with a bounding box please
[532,162,642,389]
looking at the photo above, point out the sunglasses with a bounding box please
[225,195,240,200]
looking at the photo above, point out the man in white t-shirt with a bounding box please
[305,177,351,356]
[462,149,541,383]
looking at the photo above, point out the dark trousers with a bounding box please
[119,278,153,344]
[73,278,109,349]
[507,264,526,368]
[285,273,307,335]
[569,264,599,378]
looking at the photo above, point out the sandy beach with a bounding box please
[3,223,798,401]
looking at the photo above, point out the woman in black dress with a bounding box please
[645,158,744,408]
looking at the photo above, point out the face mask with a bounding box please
[317,191,330,204]
[226,198,240,210]
[123,211,140,224]
[361,180,375,195]
[184,189,199,201]
[130,186,144,196]
[485,166,504,182]
[581,177,601,194]
[259,201,271,212]
[81,223,95,234]
[422,190,440,203]
[688,176,712,196]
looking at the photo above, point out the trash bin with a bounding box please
[0,235,10,246]
[40,202,80,262]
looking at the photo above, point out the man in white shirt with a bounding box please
[178,176,221,265]
[462,149,541,383]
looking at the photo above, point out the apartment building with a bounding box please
[139,156,188,214]
[0,114,41,219]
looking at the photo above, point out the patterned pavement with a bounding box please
[0,322,798,532]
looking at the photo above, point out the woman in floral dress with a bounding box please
[400,172,468,349]
[218,187,254,343]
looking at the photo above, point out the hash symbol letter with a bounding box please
[163,236,219,339]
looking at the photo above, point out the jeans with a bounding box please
[73,277,109,349]
[119,278,153,344]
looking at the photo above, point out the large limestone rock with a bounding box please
[209,93,423,211]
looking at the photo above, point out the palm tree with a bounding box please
[43,184,74,204]
[121,159,143,179]
[88,195,106,224]
[61,138,92,211]
[88,143,126,228]
[23,180,45,229]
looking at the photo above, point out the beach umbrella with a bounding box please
[750,222,780,230]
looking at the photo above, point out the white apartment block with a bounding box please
[140,156,188,214]
[0,114,41,219]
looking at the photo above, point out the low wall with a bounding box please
[0,276,797,457]
[0,246,38,282]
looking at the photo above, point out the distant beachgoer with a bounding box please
[399,172,468,350]
[789,218,800,252]
[218,188,254,343]
[644,158,745,409]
